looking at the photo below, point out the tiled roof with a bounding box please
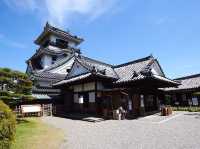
[43,54,75,72]
[35,22,83,45]
[54,71,116,86]
[114,56,153,83]
[30,72,64,95]
[152,75,180,85]
[165,74,200,91]
[54,55,178,86]
[54,73,92,86]
[28,46,77,61]
[30,72,66,82]
[32,86,61,94]
[32,94,51,99]
[76,55,118,79]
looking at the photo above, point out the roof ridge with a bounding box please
[175,73,200,80]
[34,22,83,45]
[45,22,84,41]
[75,56,94,71]
[81,55,113,67]
[45,22,70,35]
[114,55,153,68]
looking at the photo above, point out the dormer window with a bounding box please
[66,68,70,73]
[43,40,50,47]
[56,39,68,48]
[63,53,68,57]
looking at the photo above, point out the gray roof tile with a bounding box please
[165,74,200,91]
[76,55,118,79]
[114,56,152,83]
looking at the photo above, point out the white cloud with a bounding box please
[3,0,38,11]
[0,33,26,49]
[9,41,27,49]
[3,0,120,27]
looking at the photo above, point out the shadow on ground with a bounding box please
[54,113,105,122]
[16,118,30,124]
[184,113,200,119]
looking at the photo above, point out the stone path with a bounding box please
[42,112,200,149]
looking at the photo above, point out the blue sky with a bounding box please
[0,0,199,78]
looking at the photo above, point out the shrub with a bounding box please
[0,100,16,149]
[172,106,200,112]
[0,91,10,97]
[0,97,12,105]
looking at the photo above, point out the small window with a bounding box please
[43,40,50,47]
[56,39,68,48]
[63,53,68,57]
[52,56,57,64]
[52,56,57,61]
[66,69,70,73]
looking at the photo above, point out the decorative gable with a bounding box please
[150,60,165,77]
[67,61,89,78]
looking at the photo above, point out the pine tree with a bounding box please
[0,68,33,107]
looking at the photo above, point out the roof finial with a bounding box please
[150,53,153,58]
[45,21,50,30]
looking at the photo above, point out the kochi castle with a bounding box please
[27,23,198,117]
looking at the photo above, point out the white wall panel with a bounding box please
[89,92,95,103]
[84,82,95,91]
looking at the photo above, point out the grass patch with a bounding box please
[172,106,200,112]
[11,118,64,149]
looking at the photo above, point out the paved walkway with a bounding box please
[42,112,200,149]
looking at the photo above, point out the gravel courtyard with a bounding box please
[42,112,200,149]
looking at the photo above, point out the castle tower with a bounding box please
[27,22,84,73]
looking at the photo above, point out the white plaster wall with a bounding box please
[151,68,160,76]
[74,94,84,104]
[73,82,95,92]
[73,84,83,92]
[89,92,95,103]
[50,35,57,43]
[68,62,88,77]
[49,57,75,74]
[41,55,52,69]
[151,62,164,76]
[74,94,79,103]
[39,81,50,87]
[68,41,76,47]
[84,82,95,91]
[97,82,104,90]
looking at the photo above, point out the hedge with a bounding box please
[0,100,16,149]
[172,106,200,112]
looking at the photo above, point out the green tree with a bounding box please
[0,68,33,106]
[0,100,16,149]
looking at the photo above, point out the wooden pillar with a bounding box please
[132,94,140,116]
[94,80,97,115]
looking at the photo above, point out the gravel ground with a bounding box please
[42,112,200,149]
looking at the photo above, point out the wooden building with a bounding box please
[164,74,200,106]
[53,55,179,117]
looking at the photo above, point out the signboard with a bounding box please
[21,105,41,113]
